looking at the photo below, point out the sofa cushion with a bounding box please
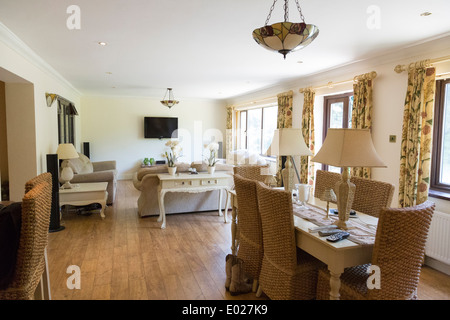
[228,149,267,165]
[67,153,94,174]
[0,202,22,289]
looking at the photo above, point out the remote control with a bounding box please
[326,231,350,242]
[319,229,342,237]
[330,209,357,216]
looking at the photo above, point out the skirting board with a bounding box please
[425,256,450,276]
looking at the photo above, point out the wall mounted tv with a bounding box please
[144,117,178,139]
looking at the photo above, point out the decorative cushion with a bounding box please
[67,153,94,174]
[0,202,22,289]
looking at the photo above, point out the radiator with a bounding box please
[425,211,450,265]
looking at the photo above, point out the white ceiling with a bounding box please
[0,0,449,100]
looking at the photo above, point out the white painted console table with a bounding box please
[156,172,233,229]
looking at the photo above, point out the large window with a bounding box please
[430,78,450,199]
[322,93,354,172]
[239,105,278,155]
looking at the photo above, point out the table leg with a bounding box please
[328,266,343,300]
[157,190,167,229]
[218,189,223,217]
[224,190,231,223]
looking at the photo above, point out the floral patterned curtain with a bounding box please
[225,106,234,163]
[351,72,375,179]
[300,89,315,188]
[276,91,293,186]
[398,63,436,208]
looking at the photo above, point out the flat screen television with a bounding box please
[144,117,178,139]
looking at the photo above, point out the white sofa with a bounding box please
[132,162,233,217]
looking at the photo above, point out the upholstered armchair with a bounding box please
[64,153,117,205]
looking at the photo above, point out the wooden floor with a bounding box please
[46,180,450,300]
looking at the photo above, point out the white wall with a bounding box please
[227,35,450,214]
[0,23,81,200]
[80,95,226,180]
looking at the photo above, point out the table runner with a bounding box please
[293,203,377,246]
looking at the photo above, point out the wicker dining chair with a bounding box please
[316,200,435,300]
[233,164,269,183]
[314,170,395,217]
[255,181,325,300]
[0,178,52,300]
[233,174,264,292]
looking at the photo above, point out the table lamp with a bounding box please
[311,129,386,229]
[266,128,313,192]
[57,143,79,189]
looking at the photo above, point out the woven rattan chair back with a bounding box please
[233,165,269,183]
[24,172,52,193]
[256,182,298,273]
[314,170,340,202]
[233,174,263,280]
[314,170,395,217]
[0,178,52,300]
[350,176,395,217]
[368,201,435,300]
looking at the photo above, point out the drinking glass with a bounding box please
[295,183,310,209]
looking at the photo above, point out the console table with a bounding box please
[156,172,233,229]
[59,182,108,219]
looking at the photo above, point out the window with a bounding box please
[430,78,450,199]
[238,105,278,155]
[323,92,354,172]
[58,98,78,144]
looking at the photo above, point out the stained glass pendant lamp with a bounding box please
[252,0,319,59]
[160,88,179,108]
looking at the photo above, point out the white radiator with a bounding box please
[425,211,450,265]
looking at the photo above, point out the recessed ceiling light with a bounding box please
[297,61,303,64]
[420,12,432,16]
[105,72,112,75]
[98,41,107,46]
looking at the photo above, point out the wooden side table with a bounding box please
[59,182,108,219]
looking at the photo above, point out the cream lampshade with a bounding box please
[56,143,79,189]
[311,129,386,229]
[266,128,312,192]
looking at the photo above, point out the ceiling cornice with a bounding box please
[0,22,81,96]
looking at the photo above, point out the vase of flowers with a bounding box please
[163,139,181,175]
[205,142,219,174]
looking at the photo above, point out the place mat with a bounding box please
[293,203,377,246]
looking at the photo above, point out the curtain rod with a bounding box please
[232,95,278,109]
[299,71,377,93]
[394,55,450,73]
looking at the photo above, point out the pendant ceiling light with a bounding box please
[252,0,319,59]
[160,88,179,108]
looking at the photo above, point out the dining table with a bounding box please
[225,190,378,300]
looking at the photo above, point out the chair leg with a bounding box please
[256,285,263,297]
[252,279,258,293]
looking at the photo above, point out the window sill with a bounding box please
[429,189,450,201]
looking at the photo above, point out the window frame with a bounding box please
[238,104,278,156]
[57,98,78,145]
[322,92,353,171]
[430,78,450,200]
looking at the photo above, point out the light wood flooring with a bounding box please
[46,180,450,300]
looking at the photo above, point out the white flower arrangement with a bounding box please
[162,139,182,167]
[204,142,219,167]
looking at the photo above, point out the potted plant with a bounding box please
[143,158,150,166]
[163,140,181,175]
[205,142,219,174]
